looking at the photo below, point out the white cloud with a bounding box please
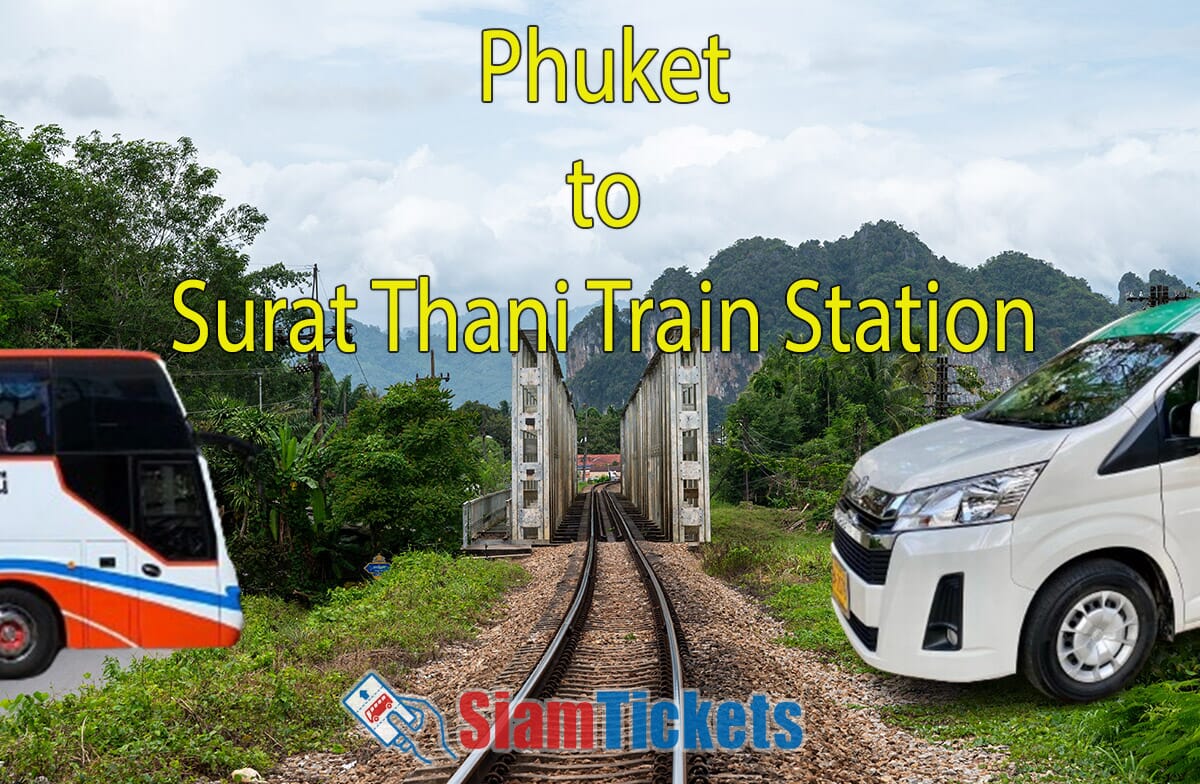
[0,0,1198,327]
[620,126,767,180]
[203,118,1200,331]
[56,75,120,117]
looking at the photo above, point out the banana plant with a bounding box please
[266,422,333,544]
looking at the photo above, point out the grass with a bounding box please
[0,551,527,784]
[702,501,1200,784]
[701,504,855,665]
[7,505,1196,782]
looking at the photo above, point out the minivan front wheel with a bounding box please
[1020,559,1156,702]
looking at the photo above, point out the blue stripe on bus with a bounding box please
[0,559,241,611]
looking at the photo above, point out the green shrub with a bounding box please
[1093,679,1200,781]
[701,543,761,578]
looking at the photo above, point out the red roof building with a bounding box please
[577,453,621,481]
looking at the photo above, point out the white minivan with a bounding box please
[830,299,1200,702]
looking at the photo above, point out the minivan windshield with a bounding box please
[972,333,1196,429]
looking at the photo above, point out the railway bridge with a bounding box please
[462,328,710,548]
[446,332,714,783]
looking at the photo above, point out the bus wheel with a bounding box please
[1020,559,1156,703]
[0,589,61,679]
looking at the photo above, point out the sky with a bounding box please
[1,0,1198,327]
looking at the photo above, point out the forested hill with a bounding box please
[568,220,1179,411]
[323,303,597,405]
[323,320,512,405]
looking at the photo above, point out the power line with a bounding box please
[352,352,372,390]
[744,425,803,451]
[315,267,371,390]
[187,393,310,417]
[244,262,315,271]
[172,368,277,376]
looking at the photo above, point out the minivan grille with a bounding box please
[834,523,892,585]
[843,497,893,533]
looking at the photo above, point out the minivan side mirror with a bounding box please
[1192,402,1200,439]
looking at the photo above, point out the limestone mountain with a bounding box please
[1118,270,1197,311]
[565,220,1169,413]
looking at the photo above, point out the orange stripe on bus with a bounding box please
[0,349,162,361]
[0,572,238,649]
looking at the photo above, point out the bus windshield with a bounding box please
[972,333,1196,429]
[0,362,51,454]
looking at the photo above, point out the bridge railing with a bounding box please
[462,489,512,546]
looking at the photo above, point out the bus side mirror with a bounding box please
[1192,402,1200,439]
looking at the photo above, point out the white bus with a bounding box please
[0,350,242,678]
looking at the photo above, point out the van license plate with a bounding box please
[832,558,849,614]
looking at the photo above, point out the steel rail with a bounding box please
[601,487,687,784]
[445,490,600,784]
[446,483,686,784]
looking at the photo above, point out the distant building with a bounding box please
[578,453,621,482]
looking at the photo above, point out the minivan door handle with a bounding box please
[141,564,162,578]
[98,557,117,569]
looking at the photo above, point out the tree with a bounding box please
[262,423,333,545]
[0,118,305,408]
[577,405,621,454]
[711,339,929,515]
[329,380,479,552]
[194,402,354,597]
[473,435,510,494]
[322,370,375,424]
[457,399,512,459]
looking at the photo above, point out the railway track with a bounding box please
[411,484,698,784]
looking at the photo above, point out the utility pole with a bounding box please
[741,413,751,503]
[933,355,951,420]
[416,346,451,384]
[480,409,488,461]
[309,348,321,424]
[278,263,353,434]
[575,408,588,485]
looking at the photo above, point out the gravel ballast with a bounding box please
[644,542,1005,783]
[259,542,1007,783]
[261,544,583,784]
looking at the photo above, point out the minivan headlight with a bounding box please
[891,463,1046,531]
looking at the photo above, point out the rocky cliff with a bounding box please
[564,220,1167,415]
